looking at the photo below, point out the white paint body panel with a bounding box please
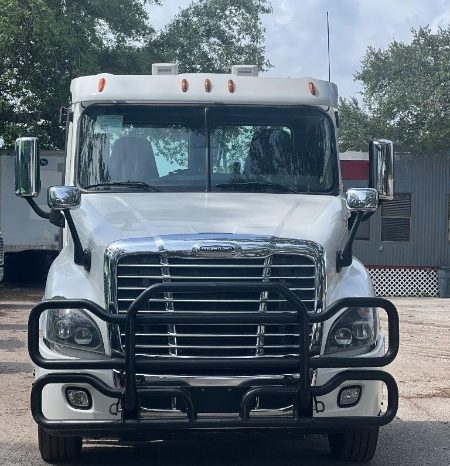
[71,73,338,107]
[0,153,64,252]
[71,193,347,259]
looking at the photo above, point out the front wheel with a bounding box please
[38,426,82,463]
[328,427,379,462]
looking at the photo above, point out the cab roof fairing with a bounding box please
[70,73,339,108]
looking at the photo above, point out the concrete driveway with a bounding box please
[0,283,448,465]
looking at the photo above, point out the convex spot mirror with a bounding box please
[48,186,81,211]
[14,137,40,197]
[369,139,394,200]
[346,188,378,212]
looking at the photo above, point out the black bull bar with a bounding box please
[29,282,399,435]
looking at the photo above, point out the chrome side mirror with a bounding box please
[14,137,40,197]
[48,186,81,210]
[346,188,378,212]
[369,139,394,200]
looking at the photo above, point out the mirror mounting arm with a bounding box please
[63,210,91,271]
[25,197,64,227]
[336,211,364,272]
[24,197,50,219]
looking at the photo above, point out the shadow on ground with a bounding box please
[4,419,444,466]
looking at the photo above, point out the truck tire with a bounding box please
[328,428,379,462]
[38,426,82,463]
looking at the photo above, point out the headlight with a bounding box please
[44,309,105,357]
[325,307,378,354]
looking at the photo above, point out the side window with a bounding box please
[381,193,411,242]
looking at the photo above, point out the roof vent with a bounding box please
[152,63,179,75]
[231,65,258,77]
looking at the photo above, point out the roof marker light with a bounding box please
[181,79,188,92]
[308,81,317,96]
[98,77,106,92]
[205,79,212,93]
[227,79,235,93]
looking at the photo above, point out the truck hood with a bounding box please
[73,192,347,260]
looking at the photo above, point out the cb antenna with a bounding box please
[327,11,331,82]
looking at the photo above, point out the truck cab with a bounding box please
[15,64,399,463]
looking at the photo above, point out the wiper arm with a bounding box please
[83,181,160,192]
[216,182,299,194]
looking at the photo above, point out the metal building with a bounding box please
[341,152,450,297]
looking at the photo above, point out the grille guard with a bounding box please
[29,282,399,435]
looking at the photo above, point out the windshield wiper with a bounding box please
[216,182,299,194]
[83,181,160,192]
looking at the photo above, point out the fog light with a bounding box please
[338,386,362,408]
[65,387,92,410]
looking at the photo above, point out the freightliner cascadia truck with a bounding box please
[15,64,399,463]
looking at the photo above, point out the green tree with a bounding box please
[150,0,272,73]
[338,97,373,152]
[0,0,272,149]
[0,0,156,149]
[339,27,450,155]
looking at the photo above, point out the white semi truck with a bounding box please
[16,64,399,463]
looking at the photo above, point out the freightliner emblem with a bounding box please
[191,242,239,256]
[198,245,235,253]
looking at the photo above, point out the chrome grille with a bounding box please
[115,253,317,358]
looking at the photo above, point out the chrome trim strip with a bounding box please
[123,372,299,387]
[117,298,316,303]
[122,333,301,338]
[118,263,315,268]
[134,353,301,359]
[117,276,315,281]
[135,344,300,349]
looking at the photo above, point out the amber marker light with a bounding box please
[308,81,317,96]
[181,79,188,92]
[227,79,235,93]
[98,77,106,92]
[205,78,212,92]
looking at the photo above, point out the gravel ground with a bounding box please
[0,282,449,465]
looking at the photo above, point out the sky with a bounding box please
[147,0,450,99]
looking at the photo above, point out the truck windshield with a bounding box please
[78,105,337,193]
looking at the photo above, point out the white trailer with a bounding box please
[0,150,64,277]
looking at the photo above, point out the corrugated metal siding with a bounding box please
[353,153,450,267]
